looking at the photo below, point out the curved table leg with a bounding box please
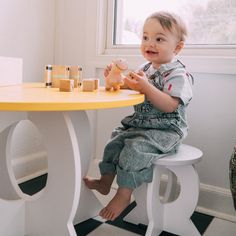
[0,123,23,200]
[0,111,102,235]
[0,121,25,236]
[25,112,81,236]
[68,111,103,224]
[26,111,102,236]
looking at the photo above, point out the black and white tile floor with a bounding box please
[20,175,236,236]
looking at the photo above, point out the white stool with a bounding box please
[124,144,203,236]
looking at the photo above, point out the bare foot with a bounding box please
[83,174,115,195]
[99,187,133,221]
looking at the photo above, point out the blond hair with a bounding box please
[146,11,188,42]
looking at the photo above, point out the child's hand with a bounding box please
[124,71,150,94]
[104,64,113,77]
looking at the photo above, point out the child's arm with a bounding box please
[124,71,180,113]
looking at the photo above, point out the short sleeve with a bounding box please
[163,68,193,105]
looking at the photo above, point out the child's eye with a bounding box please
[142,35,148,41]
[156,37,164,42]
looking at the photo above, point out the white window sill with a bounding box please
[90,48,236,75]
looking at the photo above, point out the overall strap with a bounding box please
[142,62,152,72]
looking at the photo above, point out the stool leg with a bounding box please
[146,165,165,236]
[163,165,201,236]
[162,170,178,203]
[123,183,149,225]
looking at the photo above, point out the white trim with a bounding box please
[11,151,47,166]
[196,207,236,223]
[96,0,108,55]
[17,169,47,185]
[11,151,48,184]
[197,183,236,222]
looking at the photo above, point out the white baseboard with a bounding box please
[11,151,48,184]
[88,159,236,222]
[197,183,236,222]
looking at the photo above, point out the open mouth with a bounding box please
[146,50,158,55]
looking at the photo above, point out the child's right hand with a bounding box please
[104,64,113,77]
[124,71,150,94]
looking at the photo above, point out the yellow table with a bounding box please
[0,83,144,236]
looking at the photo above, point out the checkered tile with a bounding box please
[20,174,236,236]
[74,201,213,236]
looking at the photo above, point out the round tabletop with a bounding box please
[0,83,144,111]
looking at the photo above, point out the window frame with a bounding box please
[95,0,236,75]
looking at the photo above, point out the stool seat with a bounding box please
[154,144,202,166]
[124,144,203,236]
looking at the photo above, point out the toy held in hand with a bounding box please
[105,59,128,91]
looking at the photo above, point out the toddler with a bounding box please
[84,11,193,221]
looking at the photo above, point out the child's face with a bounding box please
[141,18,183,69]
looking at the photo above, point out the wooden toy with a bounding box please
[69,66,83,88]
[59,79,74,92]
[94,78,99,90]
[82,78,99,92]
[52,65,70,88]
[105,58,128,91]
[44,65,52,88]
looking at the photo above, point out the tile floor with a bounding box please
[19,175,236,236]
[75,187,236,236]
[85,220,236,236]
[82,218,236,236]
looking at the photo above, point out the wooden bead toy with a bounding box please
[52,65,70,88]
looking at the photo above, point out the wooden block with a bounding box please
[82,79,96,92]
[59,79,74,92]
[52,65,70,88]
[94,79,99,90]
[82,79,100,91]
[69,66,82,88]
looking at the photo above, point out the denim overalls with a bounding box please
[99,60,193,189]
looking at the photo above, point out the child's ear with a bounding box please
[174,41,184,55]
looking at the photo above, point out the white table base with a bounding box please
[0,111,103,236]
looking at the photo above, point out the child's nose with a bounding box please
[147,39,156,47]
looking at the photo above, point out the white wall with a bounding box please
[0,0,56,182]
[0,0,56,82]
[187,73,236,189]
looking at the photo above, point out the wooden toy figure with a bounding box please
[105,58,128,91]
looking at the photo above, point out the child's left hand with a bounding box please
[124,71,150,94]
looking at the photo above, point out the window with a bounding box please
[113,0,236,46]
[92,0,236,74]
